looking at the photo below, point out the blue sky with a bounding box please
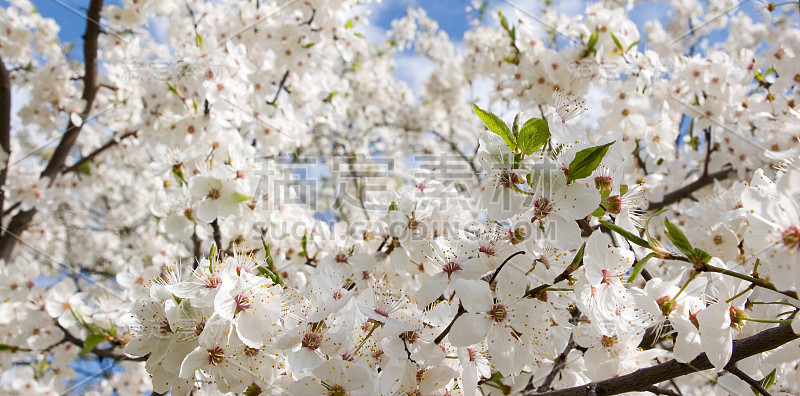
[17,0,776,91]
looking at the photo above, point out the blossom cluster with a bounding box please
[0,0,799,394]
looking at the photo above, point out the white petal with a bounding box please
[178,347,207,378]
[555,183,600,220]
[453,279,492,313]
[448,313,491,347]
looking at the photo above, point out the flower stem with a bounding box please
[741,317,793,324]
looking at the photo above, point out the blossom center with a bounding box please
[489,303,507,323]
[532,197,553,220]
[478,245,496,256]
[206,187,221,200]
[302,332,322,350]
[601,334,618,347]
[204,275,221,289]
[207,346,224,365]
[159,317,172,334]
[326,384,348,396]
[234,294,251,314]
[499,171,524,189]
[656,296,674,317]
[781,226,800,251]
[442,261,462,277]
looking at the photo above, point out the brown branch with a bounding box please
[645,386,681,396]
[537,307,581,392]
[726,365,772,396]
[487,251,525,284]
[266,70,289,106]
[56,323,146,362]
[61,130,139,175]
[0,58,11,231]
[0,0,105,261]
[530,323,798,395]
[647,167,734,212]
[430,130,481,181]
[211,218,223,257]
[434,304,465,344]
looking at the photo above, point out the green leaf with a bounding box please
[690,248,712,265]
[302,42,315,49]
[233,192,253,202]
[628,252,656,283]
[516,118,551,155]
[664,218,694,257]
[498,10,509,31]
[167,81,179,96]
[753,369,777,395]
[344,19,354,29]
[566,141,614,183]
[473,104,515,150]
[626,40,641,53]
[599,220,650,248]
[82,334,106,355]
[78,162,92,175]
[609,30,624,52]
[591,206,606,217]
[195,32,203,49]
[562,242,587,276]
[353,32,365,39]
[583,27,599,57]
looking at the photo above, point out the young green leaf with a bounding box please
[628,252,656,283]
[473,104,515,150]
[498,10,509,31]
[82,334,106,355]
[566,141,614,183]
[516,117,550,155]
[609,30,624,52]
[664,218,694,257]
[583,27,599,57]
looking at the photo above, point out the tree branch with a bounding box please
[56,323,146,362]
[61,130,139,175]
[266,70,289,106]
[0,58,11,231]
[530,323,798,395]
[211,218,223,257]
[537,307,581,392]
[726,365,772,396]
[0,0,105,260]
[647,167,734,212]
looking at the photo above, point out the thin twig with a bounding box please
[530,323,798,396]
[726,365,772,396]
[62,130,139,174]
[647,167,734,212]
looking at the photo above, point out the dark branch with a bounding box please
[61,130,139,175]
[0,58,11,230]
[266,70,290,106]
[57,323,146,362]
[726,365,772,396]
[0,0,105,260]
[531,323,798,395]
[211,219,223,258]
[645,386,681,396]
[434,304,465,344]
[647,167,734,213]
[537,307,581,392]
